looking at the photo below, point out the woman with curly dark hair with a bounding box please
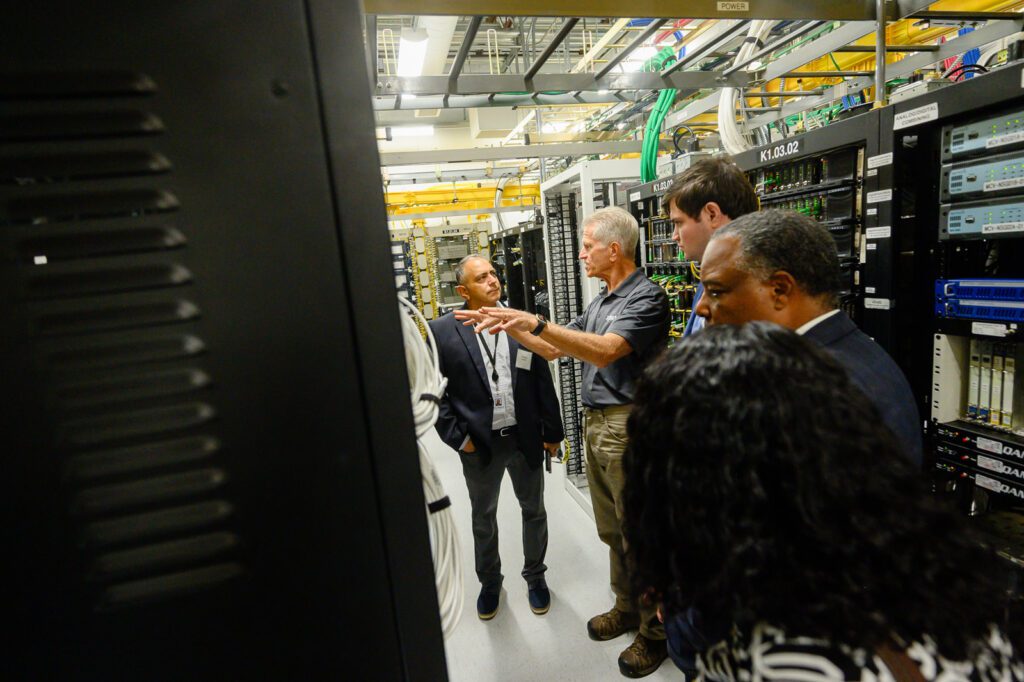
[623,322,1022,681]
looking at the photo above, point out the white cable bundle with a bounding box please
[398,295,464,638]
[719,20,776,155]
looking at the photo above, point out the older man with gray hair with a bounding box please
[456,206,671,678]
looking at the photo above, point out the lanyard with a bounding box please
[479,333,500,385]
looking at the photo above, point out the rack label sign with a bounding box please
[983,177,1024,193]
[758,139,802,163]
[866,189,892,204]
[717,1,749,10]
[629,191,641,202]
[893,102,938,130]
[864,297,891,310]
[651,179,673,193]
[986,131,1024,149]
[976,473,1024,499]
[972,322,1009,337]
[866,226,891,239]
[867,152,893,169]
[977,456,1024,479]
[977,436,1004,455]
[982,221,1024,234]
[977,454,1005,474]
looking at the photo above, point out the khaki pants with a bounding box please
[584,405,665,640]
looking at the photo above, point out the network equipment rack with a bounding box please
[733,113,884,336]
[626,176,698,341]
[2,2,447,678]
[936,278,1024,324]
[544,192,586,481]
[489,221,547,313]
[391,238,417,305]
[890,63,1024,525]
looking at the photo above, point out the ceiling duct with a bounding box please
[412,16,459,118]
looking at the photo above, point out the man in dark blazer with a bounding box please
[429,255,564,621]
[694,209,922,465]
[658,209,922,677]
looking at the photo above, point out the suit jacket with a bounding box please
[429,308,564,469]
[804,312,923,466]
[683,283,704,336]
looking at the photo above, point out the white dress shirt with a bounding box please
[476,331,517,430]
[795,309,841,336]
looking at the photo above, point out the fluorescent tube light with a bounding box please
[397,28,429,77]
[390,125,435,138]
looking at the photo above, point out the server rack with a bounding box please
[890,64,1024,551]
[490,221,547,313]
[545,194,586,482]
[540,159,639,510]
[732,111,888,351]
[627,177,699,342]
[0,1,446,679]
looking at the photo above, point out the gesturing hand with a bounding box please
[476,307,538,334]
[452,308,505,334]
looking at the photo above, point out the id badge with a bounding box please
[515,350,533,371]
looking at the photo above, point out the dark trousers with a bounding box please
[459,430,547,592]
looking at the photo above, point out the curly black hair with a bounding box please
[623,322,1009,660]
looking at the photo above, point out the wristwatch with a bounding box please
[531,314,548,336]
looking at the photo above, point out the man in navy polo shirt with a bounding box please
[457,206,671,678]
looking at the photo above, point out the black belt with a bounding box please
[492,425,517,438]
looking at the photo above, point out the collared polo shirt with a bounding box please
[566,268,670,408]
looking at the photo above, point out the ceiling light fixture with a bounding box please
[397,28,429,78]
[389,125,435,138]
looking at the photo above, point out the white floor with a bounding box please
[423,429,683,682]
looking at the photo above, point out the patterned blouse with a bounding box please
[699,622,1024,681]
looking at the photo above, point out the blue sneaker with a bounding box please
[477,589,500,620]
[528,584,550,615]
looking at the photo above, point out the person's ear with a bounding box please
[456,284,470,302]
[703,201,723,226]
[700,202,733,229]
[768,271,797,309]
[609,241,622,260]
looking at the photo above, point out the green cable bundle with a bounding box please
[640,47,680,183]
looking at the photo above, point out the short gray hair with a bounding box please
[454,254,490,286]
[584,206,639,258]
[713,209,841,304]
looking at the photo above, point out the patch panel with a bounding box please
[936,279,1024,302]
[934,459,1024,504]
[933,421,1024,504]
[936,443,1024,484]
[942,151,1024,201]
[943,108,1024,160]
[940,199,1024,239]
[936,299,1024,323]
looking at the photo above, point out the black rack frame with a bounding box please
[544,193,586,478]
